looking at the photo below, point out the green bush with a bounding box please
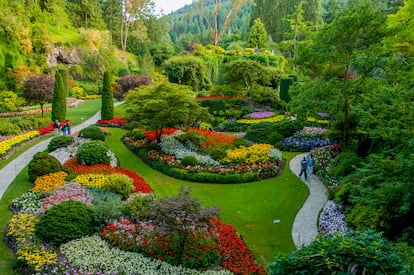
[75,141,110,165]
[0,121,21,135]
[122,194,154,221]
[103,173,135,200]
[88,188,124,226]
[47,136,74,152]
[35,200,96,245]
[181,155,198,166]
[176,131,206,147]
[330,151,362,179]
[266,132,283,146]
[245,122,276,143]
[79,125,105,141]
[28,152,62,182]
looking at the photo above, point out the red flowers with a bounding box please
[97,116,128,127]
[63,158,153,193]
[143,128,177,142]
[210,217,266,275]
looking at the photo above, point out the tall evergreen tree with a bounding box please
[51,72,66,122]
[59,68,69,96]
[101,71,114,120]
[247,18,269,50]
[251,0,322,42]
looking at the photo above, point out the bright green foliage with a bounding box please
[47,136,75,152]
[35,200,95,245]
[247,18,269,50]
[79,125,105,141]
[101,71,114,120]
[269,230,410,274]
[163,55,209,90]
[0,121,20,135]
[51,72,67,122]
[124,82,210,142]
[28,152,62,183]
[0,91,18,111]
[75,141,110,165]
[104,173,135,200]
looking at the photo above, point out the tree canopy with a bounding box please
[124,82,210,142]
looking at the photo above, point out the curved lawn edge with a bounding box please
[105,128,309,269]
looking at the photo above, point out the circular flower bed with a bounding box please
[126,128,284,183]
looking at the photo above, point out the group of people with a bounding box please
[299,154,314,180]
[53,120,71,136]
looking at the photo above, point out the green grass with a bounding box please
[105,128,309,269]
[66,99,101,125]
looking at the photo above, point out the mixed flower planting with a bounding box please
[127,127,284,183]
[0,130,41,158]
[6,135,265,275]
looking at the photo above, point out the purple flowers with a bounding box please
[319,200,348,236]
[281,136,334,152]
[248,111,274,119]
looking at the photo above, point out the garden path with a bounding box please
[290,152,327,248]
[0,103,123,200]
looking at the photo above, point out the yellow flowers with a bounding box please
[306,116,329,124]
[236,115,284,124]
[222,144,274,165]
[0,130,40,157]
[74,173,108,188]
[7,213,57,271]
[32,171,68,193]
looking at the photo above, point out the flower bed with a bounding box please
[319,200,348,236]
[0,130,40,158]
[280,136,335,152]
[126,127,283,183]
[236,114,285,124]
[97,116,128,127]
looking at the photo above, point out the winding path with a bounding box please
[290,153,327,248]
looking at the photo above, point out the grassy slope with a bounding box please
[105,128,309,268]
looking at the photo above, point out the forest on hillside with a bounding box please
[0,0,413,273]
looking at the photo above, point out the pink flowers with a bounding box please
[248,111,274,119]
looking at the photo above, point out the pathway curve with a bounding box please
[290,152,327,248]
[0,103,123,200]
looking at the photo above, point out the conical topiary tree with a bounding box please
[247,18,269,50]
[59,68,69,96]
[51,72,66,122]
[101,71,114,120]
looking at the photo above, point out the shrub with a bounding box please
[244,122,276,143]
[88,188,124,226]
[28,152,62,183]
[75,141,110,165]
[35,200,96,245]
[329,151,362,179]
[47,136,74,152]
[0,121,21,135]
[122,193,154,221]
[79,125,105,141]
[104,173,135,200]
[181,155,198,166]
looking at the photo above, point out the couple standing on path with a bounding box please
[299,154,314,180]
[53,120,71,136]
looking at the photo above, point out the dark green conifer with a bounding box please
[101,71,114,120]
[51,72,66,122]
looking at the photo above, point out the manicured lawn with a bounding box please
[105,128,309,269]
[66,99,101,125]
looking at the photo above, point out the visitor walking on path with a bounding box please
[299,157,308,180]
[53,120,60,136]
[290,153,327,248]
[307,154,314,175]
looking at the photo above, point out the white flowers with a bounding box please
[61,235,232,275]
